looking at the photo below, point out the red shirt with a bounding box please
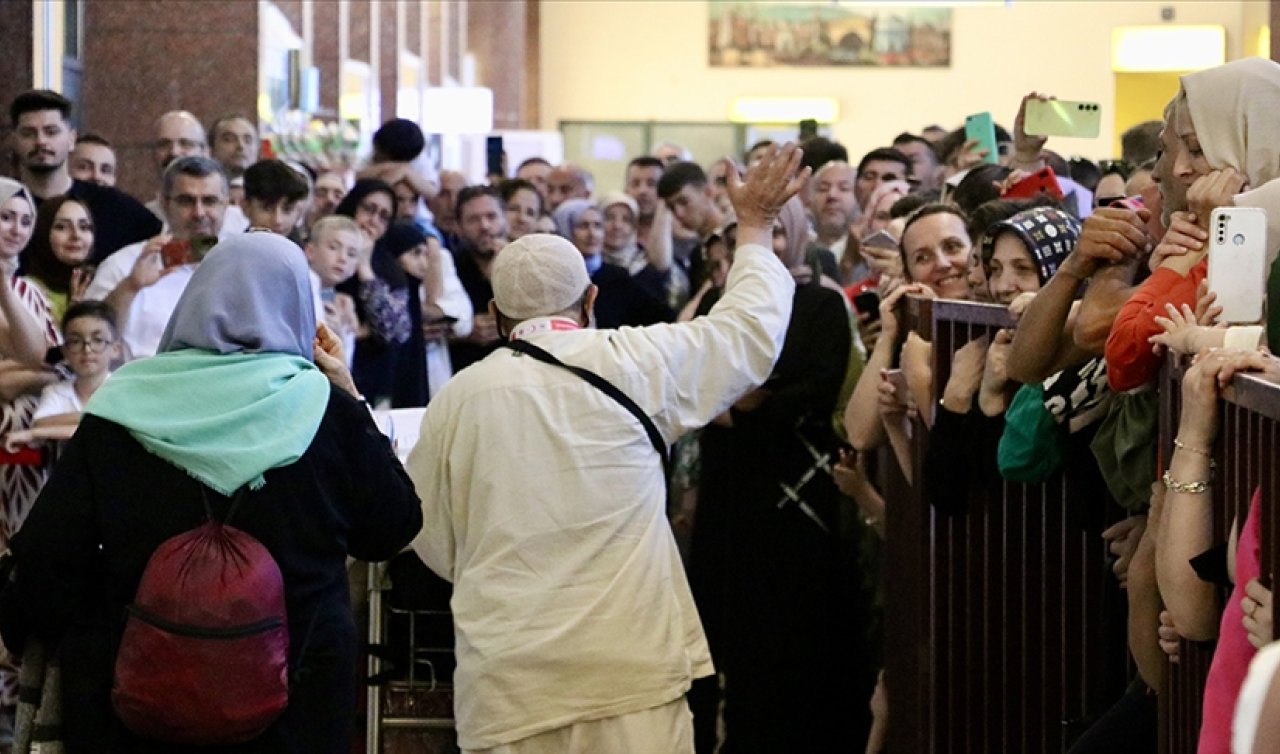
[1104,259,1208,392]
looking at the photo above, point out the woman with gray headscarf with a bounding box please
[689,193,869,750]
[0,232,422,753]
[552,198,673,328]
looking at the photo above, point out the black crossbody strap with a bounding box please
[505,338,671,480]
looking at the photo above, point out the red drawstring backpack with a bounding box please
[111,487,290,744]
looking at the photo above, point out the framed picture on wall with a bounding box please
[708,2,951,68]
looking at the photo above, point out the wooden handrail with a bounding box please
[884,299,1126,751]
[881,299,1280,752]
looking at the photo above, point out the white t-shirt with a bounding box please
[84,241,194,360]
[32,380,88,422]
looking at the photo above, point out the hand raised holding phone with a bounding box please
[128,234,175,292]
[1013,92,1053,164]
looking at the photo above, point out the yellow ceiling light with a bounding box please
[1258,26,1271,59]
[729,97,840,124]
[1111,25,1226,73]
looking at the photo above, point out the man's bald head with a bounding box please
[546,163,594,211]
[154,110,207,173]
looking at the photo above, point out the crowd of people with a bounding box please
[0,53,1277,754]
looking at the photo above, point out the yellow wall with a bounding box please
[1112,72,1182,158]
[541,1,1255,164]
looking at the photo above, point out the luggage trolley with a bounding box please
[365,408,459,754]
[366,558,457,753]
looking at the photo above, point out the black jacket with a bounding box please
[2,385,422,753]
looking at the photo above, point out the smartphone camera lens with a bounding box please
[1234,233,1246,246]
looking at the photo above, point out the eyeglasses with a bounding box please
[157,138,203,152]
[358,202,393,224]
[1098,159,1134,178]
[168,194,225,210]
[64,335,114,353]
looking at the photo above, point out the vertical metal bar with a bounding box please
[367,562,384,754]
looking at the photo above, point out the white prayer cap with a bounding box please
[491,233,591,320]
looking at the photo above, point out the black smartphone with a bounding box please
[853,290,881,322]
[486,135,504,178]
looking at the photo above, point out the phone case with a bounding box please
[861,230,898,250]
[1002,167,1064,200]
[160,239,190,269]
[852,291,881,319]
[964,112,999,166]
[1207,207,1268,324]
[1024,99,1102,139]
[883,369,909,401]
[486,136,504,176]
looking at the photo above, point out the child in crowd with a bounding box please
[306,215,363,365]
[6,301,120,448]
[242,158,311,239]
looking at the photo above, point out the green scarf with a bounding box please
[85,348,330,495]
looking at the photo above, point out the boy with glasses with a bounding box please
[5,301,120,447]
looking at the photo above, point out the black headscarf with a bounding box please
[334,179,406,289]
[382,221,429,407]
[22,195,93,294]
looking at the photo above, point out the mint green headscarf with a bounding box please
[86,233,330,495]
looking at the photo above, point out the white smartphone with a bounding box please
[1207,207,1268,324]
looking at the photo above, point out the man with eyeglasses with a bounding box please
[144,111,249,237]
[85,156,230,360]
[7,89,161,261]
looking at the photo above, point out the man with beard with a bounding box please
[84,155,230,360]
[624,156,664,243]
[406,143,806,754]
[208,113,258,204]
[8,90,160,260]
[449,185,510,372]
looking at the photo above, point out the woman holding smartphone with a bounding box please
[846,203,975,455]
